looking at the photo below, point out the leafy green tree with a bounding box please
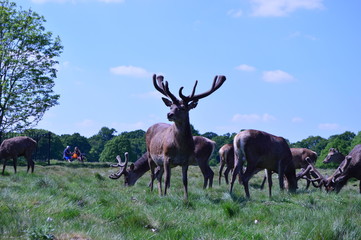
[350,131,361,149]
[88,127,117,161]
[0,1,63,138]
[202,132,218,140]
[59,133,91,161]
[120,130,146,160]
[24,128,64,161]
[290,136,328,156]
[99,135,132,162]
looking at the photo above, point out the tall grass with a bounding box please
[0,161,360,239]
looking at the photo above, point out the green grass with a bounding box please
[1,161,361,240]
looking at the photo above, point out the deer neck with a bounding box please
[172,117,193,146]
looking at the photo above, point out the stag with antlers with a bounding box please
[146,74,226,199]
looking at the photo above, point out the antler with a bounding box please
[179,75,226,104]
[297,157,327,188]
[152,74,179,103]
[109,152,129,179]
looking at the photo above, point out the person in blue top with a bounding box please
[63,146,72,162]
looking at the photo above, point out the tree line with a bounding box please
[3,127,360,168]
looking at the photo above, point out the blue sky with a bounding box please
[17,0,361,143]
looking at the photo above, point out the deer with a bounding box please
[230,129,297,198]
[325,144,361,193]
[260,148,318,189]
[146,74,226,199]
[109,135,216,189]
[323,148,346,164]
[218,143,244,185]
[0,136,37,174]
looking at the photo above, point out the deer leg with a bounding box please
[266,169,273,197]
[359,180,361,194]
[163,161,171,196]
[2,159,7,175]
[182,165,189,200]
[208,167,214,188]
[230,164,242,194]
[219,162,225,185]
[156,167,163,196]
[260,170,267,190]
[198,162,208,189]
[26,154,34,173]
[224,167,231,185]
[278,162,285,191]
[13,157,17,173]
[149,160,155,192]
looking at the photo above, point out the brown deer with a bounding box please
[323,148,345,164]
[147,74,226,199]
[218,143,235,185]
[260,148,318,189]
[109,136,216,188]
[0,136,37,174]
[230,129,297,198]
[326,144,361,193]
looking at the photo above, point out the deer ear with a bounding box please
[130,163,135,171]
[188,100,198,110]
[162,97,173,107]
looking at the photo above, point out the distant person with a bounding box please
[63,146,72,162]
[72,146,84,162]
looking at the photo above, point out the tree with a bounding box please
[88,127,117,161]
[24,128,64,160]
[350,131,361,149]
[120,130,146,159]
[99,135,132,162]
[0,1,63,138]
[290,136,328,156]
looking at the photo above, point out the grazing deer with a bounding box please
[0,136,37,174]
[260,148,318,189]
[230,129,297,198]
[147,74,226,199]
[110,136,216,188]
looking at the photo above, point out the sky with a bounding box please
[15,0,361,143]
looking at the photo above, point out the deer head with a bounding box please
[153,74,226,124]
[323,148,344,164]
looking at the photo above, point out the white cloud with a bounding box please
[318,123,340,130]
[262,70,296,83]
[292,117,304,123]
[227,9,243,18]
[235,64,256,72]
[232,113,276,123]
[110,65,152,78]
[250,0,324,17]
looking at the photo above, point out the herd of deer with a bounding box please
[108,74,361,199]
[1,74,360,200]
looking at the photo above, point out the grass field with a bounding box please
[1,161,361,240]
